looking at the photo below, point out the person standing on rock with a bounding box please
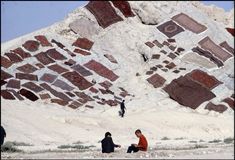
[0,126,6,146]
[120,100,126,117]
[101,132,121,153]
[127,129,148,153]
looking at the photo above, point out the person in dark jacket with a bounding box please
[0,126,6,145]
[101,132,121,153]
[120,100,126,117]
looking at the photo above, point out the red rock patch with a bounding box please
[172,13,207,34]
[225,28,234,36]
[40,83,72,101]
[22,82,44,93]
[145,42,155,48]
[22,40,40,52]
[146,70,154,75]
[99,80,112,89]
[8,90,24,100]
[35,35,52,47]
[72,38,94,51]
[186,69,222,90]
[105,99,118,106]
[64,59,76,66]
[51,39,65,49]
[89,87,99,93]
[39,93,51,100]
[152,40,163,48]
[167,52,177,59]
[104,54,118,63]
[1,56,12,68]
[222,98,234,110]
[198,36,232,62]
[165,62,176,69]
[45,48,67,61]
[205,102,227,113]
[35,63,45,69]
[40,73,57,83]
[51,98,69,106]
[71,64,93,76]
[73,48,91,56]
[10,47,31,59]
[84,60,119,81]
[19,88,39,101]
[111,1,135,17]
[15,73,38,81]
[62,71,93,90]
[6,79,20,89]
[163,76,216,109]
[192,46,223,67]
[1,70,13,80]
[64,49,76,57]
[147,73,166,88]
[68,101,82,109]
[219,41,234,55]
[65,92,76,97]
[85,1,123,28]
[52,79,75,91]
[34,52,55,65]
[151,54,160,59]
[5,52,23,63]
[47,64,69,74]
[157,20,184,38]
[16,63,38,73]
[74,91,94,101]
[1,90,16,100]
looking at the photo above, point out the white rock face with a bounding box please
[69,18,101,39]
[0,1,234,154]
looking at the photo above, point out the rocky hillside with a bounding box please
[1,1,234,114]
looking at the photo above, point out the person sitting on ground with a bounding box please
[101,132,121,153]
[0,126,6,146]
[127,129,148,153]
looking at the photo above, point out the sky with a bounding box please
[1,1,234,43]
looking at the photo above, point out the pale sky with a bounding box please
[1,1,234,43]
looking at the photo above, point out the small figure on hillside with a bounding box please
[101,132,121,153]
[0,126,6,146]
[120,100,126,117]
[127,129,148,153]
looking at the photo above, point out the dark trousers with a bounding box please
[121,109,125,117]
[127,145,139,153]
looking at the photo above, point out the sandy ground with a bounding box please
[1,143,234,159]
